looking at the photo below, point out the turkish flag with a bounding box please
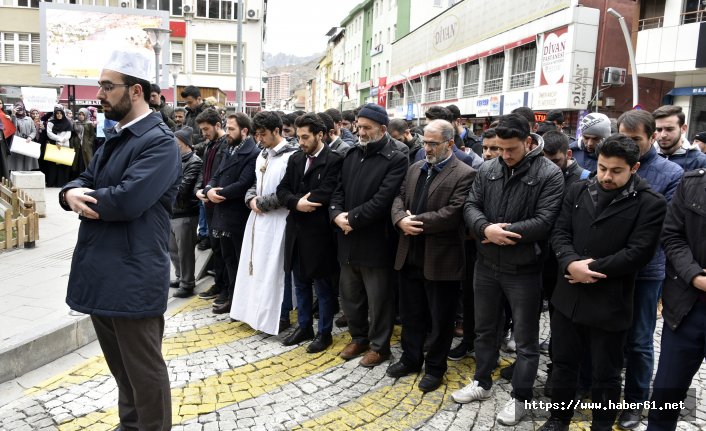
[377,77,387,107]
[1,114,16,139]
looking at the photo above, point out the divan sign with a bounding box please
[540,26,568,86]
[433,15,459,51]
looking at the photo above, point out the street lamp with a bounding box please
[184,10,194,85]
[400,72,420,126]
[143,27,172,85]
[167,62,182,108]
[607,8,638,108]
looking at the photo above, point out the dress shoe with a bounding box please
[500,362,515,380]
[213,290,228,305]
[617,408,642,430]
[339,342,370,360]
[278,318,291,333]
[448,341,473,361]
[306,333,333,353]
[418,374,442,392]
[386,361,419,378]
[334,314,348,328]
[453,320,464,338]
[212,301,231,314]
[282,325,314,346]
[169,279,180,288]
[537,418,569,431]
[198,284,220,300]
[172,287,194,298]
[196,237,210,250]
[359,350,390,368]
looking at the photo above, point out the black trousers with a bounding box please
[550,310,627,430]
[205,207,227,293]
[91,315,171,431]
[220,231,244,301]
[461,240,476,345]
[399,266,460,377]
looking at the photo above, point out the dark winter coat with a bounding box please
[464,142,564,274]
[661,168,706,331]
[203,137,259,232]
[392,156,475,280]
[277,144,343,279]
[60,113,181,318]
[329,134,408,267]
[340,127,357,146]
[635,146,683,280]
[570,140,598,173]
[329,136,352,156]
[551,175,666,331]
[657,145,706,172]
[184,103,206,156]
[172,151,202,218]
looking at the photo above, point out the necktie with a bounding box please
[305,155,315,173]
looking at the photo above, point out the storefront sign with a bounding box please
[433,15,459,52]
[501,91,527,114]
[540,26,568,86]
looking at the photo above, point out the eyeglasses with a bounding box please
[97,81,131,92]
[422,140,445,148]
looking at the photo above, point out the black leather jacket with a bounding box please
[464,141,564,274]
[172,151,203,218]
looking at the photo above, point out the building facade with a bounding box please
[0,0,265,113]
[266,72,291,108]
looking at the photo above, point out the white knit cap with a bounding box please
[580,113,611,139]
[102,48,154,82]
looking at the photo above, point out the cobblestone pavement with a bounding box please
[1,297,704,431]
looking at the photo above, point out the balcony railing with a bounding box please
[444,87,458,100]
[462,83,479,97]
[681,10,706,24]
[484,77,503,94]
[509,71,535,90]
[388,97,404,108]
[425,90,441,102]
[638,16,663,30]
[408,93,421,104]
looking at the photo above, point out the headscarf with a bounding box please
[13,101,27,119]
[74,108,90,141]
[50,104,73,134]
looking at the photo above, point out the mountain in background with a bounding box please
[265,52,323,95]
[264,52,322,69]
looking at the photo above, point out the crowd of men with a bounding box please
[59,49,706,431]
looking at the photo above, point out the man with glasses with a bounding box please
[59,49,180,431]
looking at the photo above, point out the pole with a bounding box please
[153,43,161,85]
[236,0,244,113]
[401,73,420,127]
[607,8,638,108]
[173,73,178,108]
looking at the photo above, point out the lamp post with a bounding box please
[400,72,420,126]
[184,10,194,85]
[607,8,638,108]
[143,27,172,85]
[167,62,182,108]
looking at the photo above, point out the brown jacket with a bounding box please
[392,156,476,280]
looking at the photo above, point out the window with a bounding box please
[196,0,238,20]
[510,43,536,89]
[445,67,458,99]
[16,0,40,7]
[462,60,479,97]
[170,41,183,65]
[135,0,183,15]
[639,0,665,29]
[426,73,441,102]
[484,53,504,93]
[682,0,706,24]
[1,32,40,64]
[195,42,239,73]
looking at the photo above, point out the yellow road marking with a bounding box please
[58,329,402,430]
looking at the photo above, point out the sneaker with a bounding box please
[198,285,221,300]
[500,362,515,381]
[501,331,516,353]
[172,287,194,298]
[496,398,526,426]
[537,417,569,431]
[540,336,551,354]
[451,380,492,404]
[334,314,348,328]
[448,341,473,361]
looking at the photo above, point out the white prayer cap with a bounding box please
[102,48,154,83]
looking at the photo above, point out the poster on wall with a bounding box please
[540,26,568,86]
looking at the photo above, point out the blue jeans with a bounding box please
[197,202,208,238]
[473,262,542,402]
[280,271,293,321]
[647,301,706,431]
[624,279,662,403]
[292,253,335,335]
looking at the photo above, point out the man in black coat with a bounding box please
[170,126,203,298]
[648,167,706,431]
[276,113,343,353]
[454,114,564,426]
[538,135,667,431]
[202,112,259,314]
[330,103,408,368]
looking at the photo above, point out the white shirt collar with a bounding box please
[114,110,151,133]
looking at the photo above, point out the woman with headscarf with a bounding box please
[44,104,73,187]
[8,101,39,172]
[70,107,95,172]
[29,108,45,137]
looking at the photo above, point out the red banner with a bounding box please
[1,114,16,139]
[377,77,387,107]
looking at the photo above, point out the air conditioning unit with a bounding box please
[246,8,260,20]
[182,0,194,14]
[602,67,626,86]
[119,0,132,8]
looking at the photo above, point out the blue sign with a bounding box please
[667,87,706,96]
[406,103,414,121]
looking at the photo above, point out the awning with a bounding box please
[58,85,100,105]
[224,90,261,106]
[667,86,706,96]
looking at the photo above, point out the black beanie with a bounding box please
[357,103,389,126]
[174,126,193,148]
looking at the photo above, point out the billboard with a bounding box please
[39,2,170,87]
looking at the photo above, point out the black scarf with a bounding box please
[50,112,73,134]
